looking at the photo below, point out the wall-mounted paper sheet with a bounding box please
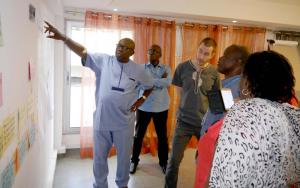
[0,73,2,107]
[0,15,3,46]
[2,114,16,152]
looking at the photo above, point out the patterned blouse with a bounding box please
[209,98,300,187]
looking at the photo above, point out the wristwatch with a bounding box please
[142,95,147,100]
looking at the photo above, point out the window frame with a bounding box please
[63,20,84,134]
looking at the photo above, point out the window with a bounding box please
[63,20,133,134]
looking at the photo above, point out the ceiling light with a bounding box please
[113,8,118,11]
[232,20,238,23]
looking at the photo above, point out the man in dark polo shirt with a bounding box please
[165,37,220,188]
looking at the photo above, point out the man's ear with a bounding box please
[236,59,242,66]
[130,49,135,56]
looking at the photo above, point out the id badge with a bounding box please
[111,86,125,92]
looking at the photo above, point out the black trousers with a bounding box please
[131,109,169,166]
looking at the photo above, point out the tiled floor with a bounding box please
[53,148,196,188]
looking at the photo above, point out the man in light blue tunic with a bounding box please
[44,21,154,188]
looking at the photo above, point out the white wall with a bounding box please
[0,0,63,187]
[273,43,300,101]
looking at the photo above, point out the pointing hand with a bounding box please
[44,21,66,41]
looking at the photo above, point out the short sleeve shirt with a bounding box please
[172,60,220,127]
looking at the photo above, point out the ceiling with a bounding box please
[61,0,300,31]
[62,0,300,8]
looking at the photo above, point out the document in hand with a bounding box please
[207,89,234,113]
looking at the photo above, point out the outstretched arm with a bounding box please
[44,21,87,61]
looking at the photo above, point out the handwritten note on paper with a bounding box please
[0,73,3,107]
[13,149,19,174]
[2,114,16,151]
[18,105,27,139]
[0,15,3,47]
[1,161,15,188]
[18,134,28,166]
[29,126,35,148]
[27,94,36,126]
[0,124,3,157]
[28,62,31,81]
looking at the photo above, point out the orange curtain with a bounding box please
[217,26,266,57]
[180,23,266,148]
[80,11,176,158]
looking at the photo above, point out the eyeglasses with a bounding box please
[148,49,160,54]
[116,44,132,51]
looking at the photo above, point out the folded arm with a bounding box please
[153,66,172,89]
